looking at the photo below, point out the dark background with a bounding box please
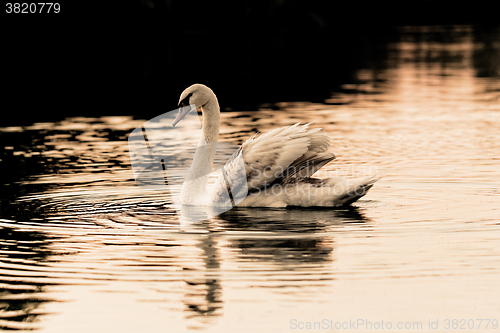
[1,0,499,126]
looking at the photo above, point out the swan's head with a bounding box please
[173,84,218,127]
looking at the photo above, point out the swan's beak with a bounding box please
[172,104,193,127]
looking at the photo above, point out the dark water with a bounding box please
[1,25,500,332]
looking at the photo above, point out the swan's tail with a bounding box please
[326,175,379,206]
[282,175,379,207]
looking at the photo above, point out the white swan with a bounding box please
[172,84,377,208]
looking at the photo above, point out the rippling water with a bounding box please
[1,25,500,332]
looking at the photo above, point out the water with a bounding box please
[1,25,500,332]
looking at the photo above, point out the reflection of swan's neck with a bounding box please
[181,99,220,205]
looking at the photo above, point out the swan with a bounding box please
[172,83,377,208]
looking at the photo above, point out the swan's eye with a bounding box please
[178,92,193,107]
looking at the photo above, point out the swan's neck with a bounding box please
[180,99,220,205]
[202,102,220,145]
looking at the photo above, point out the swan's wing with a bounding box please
[208,123,334,206]
[279,151,335,183]
[241,123,332,190]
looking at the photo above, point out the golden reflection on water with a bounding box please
[0,25,500,332]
